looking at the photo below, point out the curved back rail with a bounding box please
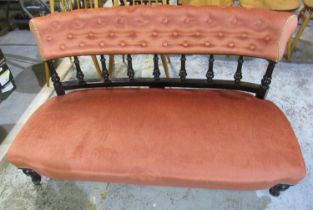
[30,6,297,98]
[30,5,296,61]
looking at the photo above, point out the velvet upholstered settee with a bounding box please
[6,5,306,197]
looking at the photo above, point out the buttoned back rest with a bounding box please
[30,5,296,62]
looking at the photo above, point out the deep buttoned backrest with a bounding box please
[30,5,296,62]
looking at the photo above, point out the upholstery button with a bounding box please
[99,42,105,47]
[162,17,168,24]
[206,18,213,24]
[241,33,248,39]
[120,41,126,47]
[256,20,264,27]
[73,20,84,28]
[204,41,211,47]
[59,44,65,50]
[249,44,256,50]
[232,17,238,24]
[109,32,115,38]
[46,36,52,41]
[172,31,179,37]
[194,31,201,37]
[162,42,168,47]
[228,42,235,48]
[51,21,61,30]
[129,32,137,38]
[141,42,147,47]
[117,17,123,24]
[88,32,94,38]
[152,31,158,37]
[79,42,85,48]
[136,18,144,24]
[97,19,103,25]
[182,42,189,47]
[218,32,224,38]
[265,35,271,41]
[184,18,190,24]
[67,33,73,39]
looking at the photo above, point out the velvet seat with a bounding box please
[6,88,306,190]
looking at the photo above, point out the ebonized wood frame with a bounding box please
[23,53,292,197]
[19,168,291,196]
[46,54,276,99]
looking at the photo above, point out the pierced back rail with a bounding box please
[47,54,275,99]
[31,6,297,99]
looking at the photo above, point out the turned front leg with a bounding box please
[21,168,41,185]
[269,184,291,196]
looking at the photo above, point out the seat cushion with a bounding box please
[6,88,305,190]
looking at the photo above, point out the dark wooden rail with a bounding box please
[47,54,276,99]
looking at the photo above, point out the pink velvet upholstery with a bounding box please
[29,5,297,61]
[6,89,306,190]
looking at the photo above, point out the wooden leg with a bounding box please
[44,62,50,87]
[160,54,170,78]
[109,55,115,80]
[91,56,103,79]
[269,184,290,197]
[21,169,41,185]
[287,8,312,60]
